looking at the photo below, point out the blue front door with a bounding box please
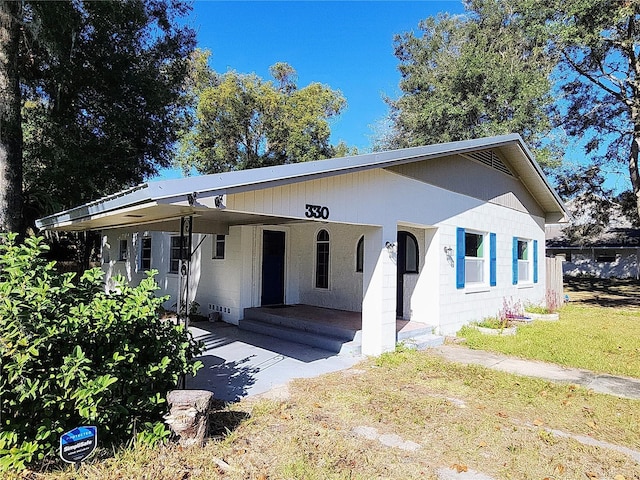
[261,230,285,305]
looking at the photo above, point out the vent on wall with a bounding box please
[464,149,513,176]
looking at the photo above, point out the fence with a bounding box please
[546,256,565,309]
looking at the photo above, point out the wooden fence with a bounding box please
[546,256,565,309]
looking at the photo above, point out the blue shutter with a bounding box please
[456,228,465,289]
[533,239,538,283]
[490,233,497,286]
[512,237,518,285]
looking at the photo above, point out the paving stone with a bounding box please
[352,426,421,451]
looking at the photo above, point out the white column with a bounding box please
[411,227,440,330]
[238,225,256,323]
[361,225,397,355]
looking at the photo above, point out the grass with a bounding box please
[459,279,640,379]
[13,277,640,479]
[29,348,640,480]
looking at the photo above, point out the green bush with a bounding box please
[0,234,203,472]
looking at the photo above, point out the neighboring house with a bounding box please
[37,134,567,355]
[547,221,640,279]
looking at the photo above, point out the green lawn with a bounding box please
[459,302,640,379]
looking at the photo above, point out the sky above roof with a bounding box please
[160,0,466,179]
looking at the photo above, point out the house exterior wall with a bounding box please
[101,162,548,343]
[387,154,545,218]
[432,203,546,336]
[552,248,640,279]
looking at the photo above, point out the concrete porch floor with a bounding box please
[185,305,438,402]
[185,321,363,402]
[244,304,432,335]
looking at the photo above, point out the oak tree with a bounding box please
[384,0,558,169]
[178,51,349,174]
[1,0,196,233]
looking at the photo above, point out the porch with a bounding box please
[237,304,444,355]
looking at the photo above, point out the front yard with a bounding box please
[22,278,640,479]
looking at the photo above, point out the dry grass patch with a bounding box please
[34,348,640,480]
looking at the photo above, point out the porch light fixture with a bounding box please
[385,241,397,253]
[444,246,454,267]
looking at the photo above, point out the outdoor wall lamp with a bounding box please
[385,241,397,253]
[444,246,455,267]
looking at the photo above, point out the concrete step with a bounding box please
[397,325,436,341]
[400,333,445,350]
[243,307,359,341]
[238,318,361,355]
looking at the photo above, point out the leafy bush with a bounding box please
[0,234,203,472]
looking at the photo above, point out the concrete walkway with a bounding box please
[432,345,640,400]
[185,321,362,402]
[186,320,640,402]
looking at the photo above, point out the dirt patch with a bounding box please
[564,276,640,309]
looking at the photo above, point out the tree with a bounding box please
[1,1,195,233]
[384,0,559,169]
[515,0,640,215]
[177,51,349,174]
[0,234,202,471]
[0,1,23,234]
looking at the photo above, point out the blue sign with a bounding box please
[59,426,97,464]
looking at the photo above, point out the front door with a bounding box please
[261,230,286,305]
[396,231,419,318]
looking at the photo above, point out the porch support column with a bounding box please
[361,225,397,356]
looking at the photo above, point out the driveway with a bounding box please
[185,321,363,402]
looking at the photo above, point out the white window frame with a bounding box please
[169,236,183,274]
[315,229,330,289]
[465,231,487,285]
[139,236,152,271]
[118,239,128,261]
[212,234,226,260]
[517,238,531,283]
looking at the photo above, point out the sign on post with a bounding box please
[59,426,97,467]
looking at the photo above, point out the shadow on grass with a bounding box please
[208,408,250,439]
[564,276,640,308]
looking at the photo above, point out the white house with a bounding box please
[36,134,568,355]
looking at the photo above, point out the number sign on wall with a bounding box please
[305,204,330,220]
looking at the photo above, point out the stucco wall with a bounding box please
[290,222,364,312]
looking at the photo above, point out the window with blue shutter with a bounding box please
[490,233,497,286]
[456,227,465,289]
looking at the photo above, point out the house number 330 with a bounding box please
[305,204,330,219]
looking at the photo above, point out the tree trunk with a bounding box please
[0,0,23,235]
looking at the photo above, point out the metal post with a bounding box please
[177,216,192,389]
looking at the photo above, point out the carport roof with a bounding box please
[36,134,568,232]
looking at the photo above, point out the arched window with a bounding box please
[316,229,330,288]
[398,231,419,273]
[355,236,364,272]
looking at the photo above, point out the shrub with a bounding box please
[0,234,203,472]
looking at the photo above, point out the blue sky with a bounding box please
[161,0,465,179]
